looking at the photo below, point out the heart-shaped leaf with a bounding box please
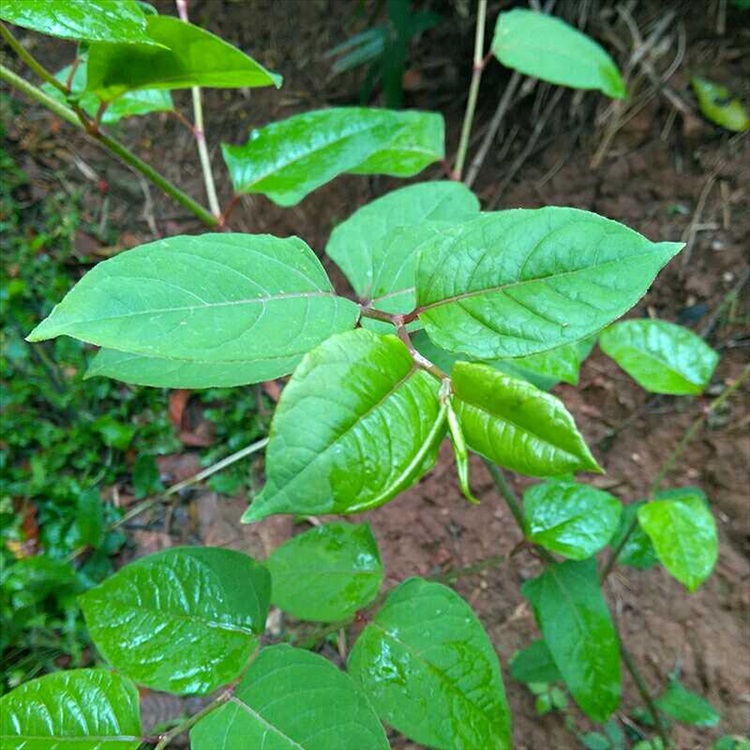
[599,319,719,395]
[190,645,389,750]
[86,16,281,100]
[452,362,601,476]
[637,489,718,591]
[0,669,142,749]
[326,181,480,302]
[222,108,444,206]
[415,208,683,359]
[348,578,511,749]
[29,234,359,388]
[0,0,158,44]
[243,329,444,522]
[524,479,622,559]
[523,559,621,722]
[266,522,384,622]
[80,547,270,694]
[492,9,626,98]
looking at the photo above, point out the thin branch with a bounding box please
[0,23,67,93]
[600,366,749,580]
[65,437,269,563]
[176,0,221,219]
[451,0,488,181]
[482,460,525,530]
[0,64,219,227]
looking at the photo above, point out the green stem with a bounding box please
[483,460,525,530]
[452,0,488,181]
[153,689,233,750]
[600,365,749,581]
[0,64,219,228]
[0,23,67,93]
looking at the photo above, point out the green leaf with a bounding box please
[86,16,281,100]
[637,490,718,591]
[581,732,612,750]
[191,645,389,750]
[265,522,384,623]
[492,9,626,99]
[509,639,564,684]
[132,454,163,499]
[0,669,142,750]
[325,181,480,302]
[29,234,359,388]
[415,208,683,359]
[599,319,719,395]
[348,578,511,750]
[43,59,174,125]
[609,502,657,569]
[691,77,749,132]
[446,393,479,504]
[75,488,105,548]
[80,547,270,694]
[452,362,601,476]
[524,479,622,559]
[243,329,444,522]
[655,679,720,727]
[522,559,621,721]
[0,0,158,44]
[222,108,444,206]
[413,330,593,391]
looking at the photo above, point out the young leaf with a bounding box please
[191,645,389,750]
[80,547,270,694]
[86,15,282,100]
[0,669,142,749]
[325,181,480,302]
[609,502,657,569]
[222,108,444,206]
[348,578,512,750]
[0,0,158,44]
[28,234,359,388]
[265,522,384,623]
[691,77,750,132]
[599,319,719,395]
[452,362,601,476]
[522,559,621,721]
[492,9,626,99]
[446,395,479,504]
[509,639,564,684]
[43,59,174,125]
[655,679,720,727]
[243,329,444,522]
[637,490,718,591]
[524,479,622,559]
[415,208,683,359]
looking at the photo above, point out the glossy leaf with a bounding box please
[413,330,594,391]
[452,362,601,476]
[524,479,622,559]
[638,490,718,591]
[348,578,511,750]
[244,329,444,522]
[691,77,749,132]
[415,208,683,359]
[29,234,359,388]
[599,319,718,395]
[86,16,281,100]
[523,559,621,721]
[0,0,157,44]
[509,639,563,684]
[326,181,480,302]
[266,522,384,622]
[222,108,444,206]
[492,9,626,98]
[609,502,657,569]
[43,59,173,125]
[655,679,720,727]
[191,645,389,750]
[0,669,142,750]
[80,547,270,694]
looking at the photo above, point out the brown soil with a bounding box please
[4,0,749,747]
